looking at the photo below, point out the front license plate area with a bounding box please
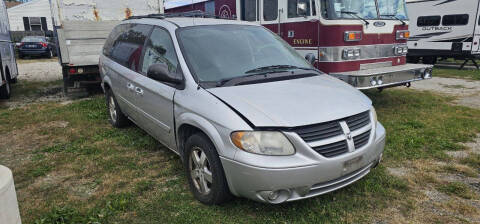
[343,155,363,174]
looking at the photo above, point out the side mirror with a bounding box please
[147,63,182,85]
[297,0,308,17]
[305,53,316,65]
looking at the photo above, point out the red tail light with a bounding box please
[41,42,48,48]
[19,43,24,47]
[69,68,77,74]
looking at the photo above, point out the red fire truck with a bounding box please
[166,0,433,89]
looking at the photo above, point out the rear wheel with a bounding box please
[184,133,232,205]
[46,50,53,58]
[0,73,11,99]
[106,89,130,128]
[423,56,437,65]
[407,56,420,64]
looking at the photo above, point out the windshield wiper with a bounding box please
[215,66,318,87]
[380,14,406,25]
[216,74,267,87]
[341,11,370,26]
[245,65,316,74]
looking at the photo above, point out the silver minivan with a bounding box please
[99,15,386,205]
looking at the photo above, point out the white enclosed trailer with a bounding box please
[0,0,19,99]
[49,0,163,93]
[406,0,480,66]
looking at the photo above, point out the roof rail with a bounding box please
[127,10,236,20]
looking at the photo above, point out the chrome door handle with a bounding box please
[127,83,134,91]
[135,87,144,96]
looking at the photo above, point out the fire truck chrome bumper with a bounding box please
[330,63,433,89]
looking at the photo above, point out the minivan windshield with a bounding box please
[177,25,313,84]
[322,0,408,20]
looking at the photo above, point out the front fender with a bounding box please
[176,112,235,159]
[101,75,112,93]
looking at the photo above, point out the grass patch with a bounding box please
[437,182,475,199]
[433,67,480,81]
[442,164,478,178]
[2,80,480,223]
[365,90,480,162]
[461,154,480,170]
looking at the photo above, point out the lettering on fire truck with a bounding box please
[293,39,313,45]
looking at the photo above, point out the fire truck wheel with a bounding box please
[422,56,437,65]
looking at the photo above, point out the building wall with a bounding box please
[7,0,53,31]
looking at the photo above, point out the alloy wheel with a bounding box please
[109,95,117,123]
[189,146,213,195]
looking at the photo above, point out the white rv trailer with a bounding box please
[49,0,163,93]
[406,0,480,66]
[0,0,19,99]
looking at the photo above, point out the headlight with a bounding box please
[231,131,295,156]
[371,107,378,129]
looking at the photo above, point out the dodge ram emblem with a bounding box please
[374,21,386,27]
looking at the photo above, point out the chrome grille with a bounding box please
[346,111,370,131]
[293,111,372,158]
[353,130,371,149]
[312,140,348,158]
[292,121,343,143]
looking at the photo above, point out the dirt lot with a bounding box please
[1,61,480,223]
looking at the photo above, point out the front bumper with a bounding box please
[221,123,386,203]
[330,63,433,89]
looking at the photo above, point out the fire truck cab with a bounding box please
[166,0,433,89]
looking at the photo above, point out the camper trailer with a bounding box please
[0,0,19,99]
[406,0,480,65]
[49,0,163,94]
[166,0,433,90]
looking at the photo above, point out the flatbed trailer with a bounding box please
[49,0,163,94]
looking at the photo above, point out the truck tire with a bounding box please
[423,56,437,65]
[47,50,53,59]
[407,56,420,64]
[184,133,232,205]
[0,73,11,100]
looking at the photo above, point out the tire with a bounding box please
[423,56,437,65]
[184,133,232,205]
[407,56,420,64]
[9,76,17,84]
[0,74,11,100]
[106,89,130,128]
[46,50,53,59]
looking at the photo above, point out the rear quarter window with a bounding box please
[104,24,153,73]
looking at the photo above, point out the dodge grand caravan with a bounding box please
[99,15,386,205]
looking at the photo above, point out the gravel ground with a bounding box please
[16,59,62,82]
[410,77,480,109]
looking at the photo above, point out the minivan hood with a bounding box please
[208,75,372,128]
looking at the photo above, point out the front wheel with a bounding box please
[184,133,232,205]
[106,89,130,128]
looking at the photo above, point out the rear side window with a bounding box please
[263,0,278,21]
[442,14,469,26]
[107,24,152,72]
[141,27,179,76]
[417,16,441,27]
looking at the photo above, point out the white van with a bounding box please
[0,0,19,99]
